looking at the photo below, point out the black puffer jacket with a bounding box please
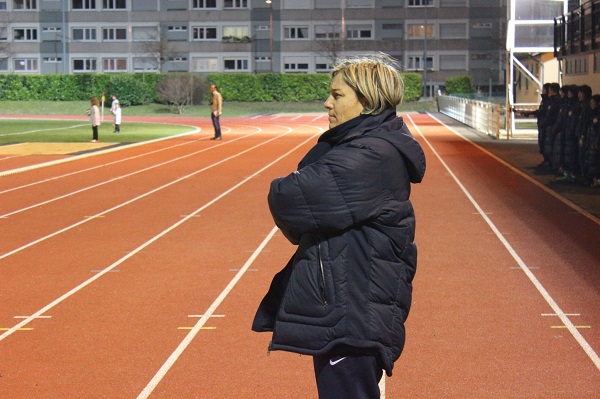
[252,109,426,376]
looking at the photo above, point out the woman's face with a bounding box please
[324,73,364,129]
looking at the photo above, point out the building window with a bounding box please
[13,28,38,41]
[284,26,309,40]
[192,0,216,8]
[439,54,466,70]
[103,58,127,71]
[133,57,158,71]
[408,0,433,6]
[168,26,187,31]
[42,27,62,32]
[192,27,217,40]
[0,27,8,41]
[13,0,37,10]
[315,25,341,40]
[567,56,589,74]
[286,0,310,9]
[407,55,433,70]
[284,62,309,71]
[224,58,248,71]
[168,56,187,62]
[191,57,218,72]
[72,27,97,41]
[0,58,8,71]
[347,0,373,7]
[0,1,7,10]
[72,0,96,9]
[103,0,126,9]
[223,26,249,41]
[595,53,600,73]
[223,0,247,8]
[102,27,127,41]
[73,58,97,72]
[43,57,62,63]
[346,25,372,39]
[407,23,434,39]
[132,26,158,41]
[439,22,467,39]
[14,58,38,72]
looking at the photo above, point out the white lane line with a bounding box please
[0,123,88,137]
[0,128,320,343]
[0,136,200,195]
[136,226,279,399]
[426,113,599,226]
[0,128,265,218]
[136,132,321,398]
[406,114,600,372]
[0,126,200,178]
[0,125,301,261]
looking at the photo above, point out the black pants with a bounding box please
[92,125,98,140]
[211,113,221,138]
[313,355,383,399]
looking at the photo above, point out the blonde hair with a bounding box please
[331,52,404,115]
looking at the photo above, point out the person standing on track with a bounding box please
[87,96,101,143]
[209,84,223,140]
[252,53,426,399]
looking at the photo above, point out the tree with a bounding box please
[313,22,346,67]
[140,28,175,73]
[156,74,205,114]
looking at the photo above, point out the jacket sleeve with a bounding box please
[268,144,383,236]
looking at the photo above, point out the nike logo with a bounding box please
[329,357,347,366]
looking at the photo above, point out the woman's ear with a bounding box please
[358,95,368,110]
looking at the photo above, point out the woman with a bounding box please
[87,96,101,142]
[252,53,426,398]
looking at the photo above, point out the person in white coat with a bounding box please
[111,100,122,133]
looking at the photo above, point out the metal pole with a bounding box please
[62,0,68,73]
[266,0,273,72]
[421,4,428,97]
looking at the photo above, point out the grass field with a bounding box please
[0,119,195,145]
[0,99,438,117]
[0,100,438,145]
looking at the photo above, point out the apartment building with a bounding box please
[0,0,505,95]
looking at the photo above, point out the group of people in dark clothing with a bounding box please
[527,82,600,187]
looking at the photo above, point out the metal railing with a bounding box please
[437,95,503,139]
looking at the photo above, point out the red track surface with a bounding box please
[0,113,598,398]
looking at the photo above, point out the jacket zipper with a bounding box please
[317,243,328,309]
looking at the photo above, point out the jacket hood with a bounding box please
[345,109,426,184]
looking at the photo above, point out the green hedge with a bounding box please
[400,73,422,102]
[0,72,422,104]
[444,75,474,95]
[206,73,331,102]
[0,73,163,106]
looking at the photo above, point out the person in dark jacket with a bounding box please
[252,53,426,399]
[584,94,600,187]
[528,83,550,165]
[551,85,572,171]
[538,83,561,167]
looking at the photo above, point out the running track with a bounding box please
[0,113,598,398]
